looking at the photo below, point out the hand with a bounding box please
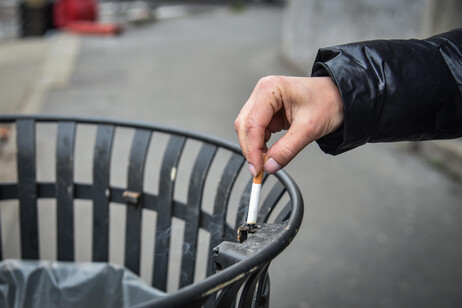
[234,75,343,176]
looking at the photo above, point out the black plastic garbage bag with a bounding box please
[0,260,165,308]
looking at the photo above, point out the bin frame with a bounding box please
[0,114,304,307]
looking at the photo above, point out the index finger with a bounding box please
[243,77,285,173]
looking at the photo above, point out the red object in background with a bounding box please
[53,0,97,28]
[53,0,121,35]
[64,21,122,35]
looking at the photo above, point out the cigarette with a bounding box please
[246,156,264,224]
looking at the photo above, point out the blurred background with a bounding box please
[1,0,462,307]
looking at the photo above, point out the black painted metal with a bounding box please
[254,265,271,308]
[238,268,265,308]
[0,207,2,260]
[125,129,152,275]
[56,121,76,261]
[257,182,285,223]
[92,125,115,262]
[16,119,39,260]
[214,278,247,308]
[0,115,304,308]
[235,178,252,229]
[0,184,17,201]
[274,201,292,223]
[207,153,245,278]
[179,143,217,288]
[153,135,185,290]
[203,154,242,308]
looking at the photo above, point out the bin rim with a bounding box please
[0,114,304,307]
[141,168,303,308]
[0,114,241,154]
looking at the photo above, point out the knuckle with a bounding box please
[234,117,241,132]
[244,119,257,136]
[259,75,280,87]
[258,76,284,103]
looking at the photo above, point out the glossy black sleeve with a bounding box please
[312,28,462,155]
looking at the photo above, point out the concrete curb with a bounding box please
[20,33,81,114]
[0,33,80,163]
[408,140,462,182]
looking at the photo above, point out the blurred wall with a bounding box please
[282,0,462,73]
[421,0,462,36]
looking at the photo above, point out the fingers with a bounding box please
[234,102,267,175]
[264,119,316,173]
[235,75,344,175]
[235,76,285,175]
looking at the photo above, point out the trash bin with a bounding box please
[18,0,54,37]
[0,115,303,307]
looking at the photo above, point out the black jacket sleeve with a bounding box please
[312,28,462,155]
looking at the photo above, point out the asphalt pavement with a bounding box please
[2,4,462,308]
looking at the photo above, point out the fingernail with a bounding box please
[248,163,257,177]
[264,158,281,174]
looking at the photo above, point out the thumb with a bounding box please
[264,121,315,174]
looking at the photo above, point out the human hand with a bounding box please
[234,76,343,176]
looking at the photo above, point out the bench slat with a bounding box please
[92,124,115,262]
[56,121,76,261]
[124,128,152,274]
[17,119,39,260]
[179,143,217,288]
[257,182,285,223]
[153,135,185,290]
[206,153,244,277]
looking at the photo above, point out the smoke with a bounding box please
[182,242,194,259]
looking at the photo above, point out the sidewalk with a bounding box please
[0,33,80,182]
[408,139,462,182]
[0,33,81,115]
[0,1,221,115]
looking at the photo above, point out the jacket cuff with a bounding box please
[311,49,374,155]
